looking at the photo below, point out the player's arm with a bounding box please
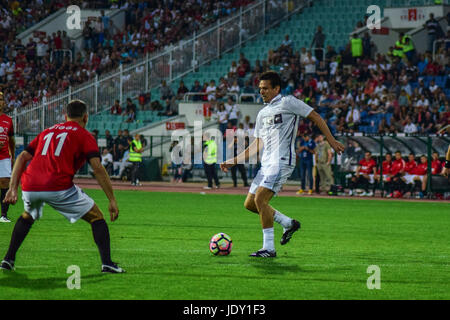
[220,138,262,172]
[307,110,345,154]
[89,156,119,222]
[3,150,33,205]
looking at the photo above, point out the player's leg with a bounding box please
[0,177,11,222]
[1,212,35,270]
[252,187,276,255]
[82,204,125,273]
[244,193,258,214]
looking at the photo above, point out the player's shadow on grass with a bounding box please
[248,259,302,275]
[0,271,105,290]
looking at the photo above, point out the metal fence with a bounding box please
[12,0,309,135]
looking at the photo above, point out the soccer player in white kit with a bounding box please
[221,71,345,257]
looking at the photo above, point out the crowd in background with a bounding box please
[0,0,254,113]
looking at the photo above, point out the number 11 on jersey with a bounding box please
[41,132,68,156]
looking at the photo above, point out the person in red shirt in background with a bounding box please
[0,92,15,223]
[431,152,442,175]
[386,151,406,198]
[408,155,429,198]
[401,153,418,197]
[1,100,124,273]
[348,151,377,196]
[374,153,392,195]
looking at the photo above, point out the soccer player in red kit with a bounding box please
[0,92,15,223]
[409,155,428,198]
[386,151,407,198]
[348,151,376,196]
[1,100,125,273]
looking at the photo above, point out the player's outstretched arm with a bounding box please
[89,157,119,222]
[307,110,345,154]
[220,138,263,172]
[4,150,33,205]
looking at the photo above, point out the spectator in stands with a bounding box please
[225,96,240,127]
[228,79,240,95]
[176,81,189,100]
[216,102,228,136]
[241,80,255,102]
[123,98,137,123]
[310,26,325,62]
[239,52,250,73]
[111,99,122,115]
[424,13,440,53]
[164,97,178,117]
[403,116,418,134]
[101,147,114,176]
[216,77,229,99]
[160,80,174,101]
[303,51,317,79]
[190,80,203,102]
[206,80,217,101]
[113,129,124,154]
[105,129,114,152]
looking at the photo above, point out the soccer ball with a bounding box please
[209,233,232,256]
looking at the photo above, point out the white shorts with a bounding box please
[403,174,415,184]
[0,158,11,178]
[249,164,295,195]
[22,185,95,223]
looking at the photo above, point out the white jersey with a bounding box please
[254,94,313,169]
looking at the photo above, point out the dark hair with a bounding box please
[260,71,282,91]
[67,100,87,118]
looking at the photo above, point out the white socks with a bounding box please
[263,228,275,252]
[274,210,293,232]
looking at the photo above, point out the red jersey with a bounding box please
[358,159,376,175]
[411,162,427,175]
[405,160,417,174]
[391,158,406,175]
[0,114,14,161]
[377,160,392,175]
[431,160,442,175]
[21,121,100,192]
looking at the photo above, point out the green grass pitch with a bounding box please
[0,190,449,300]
